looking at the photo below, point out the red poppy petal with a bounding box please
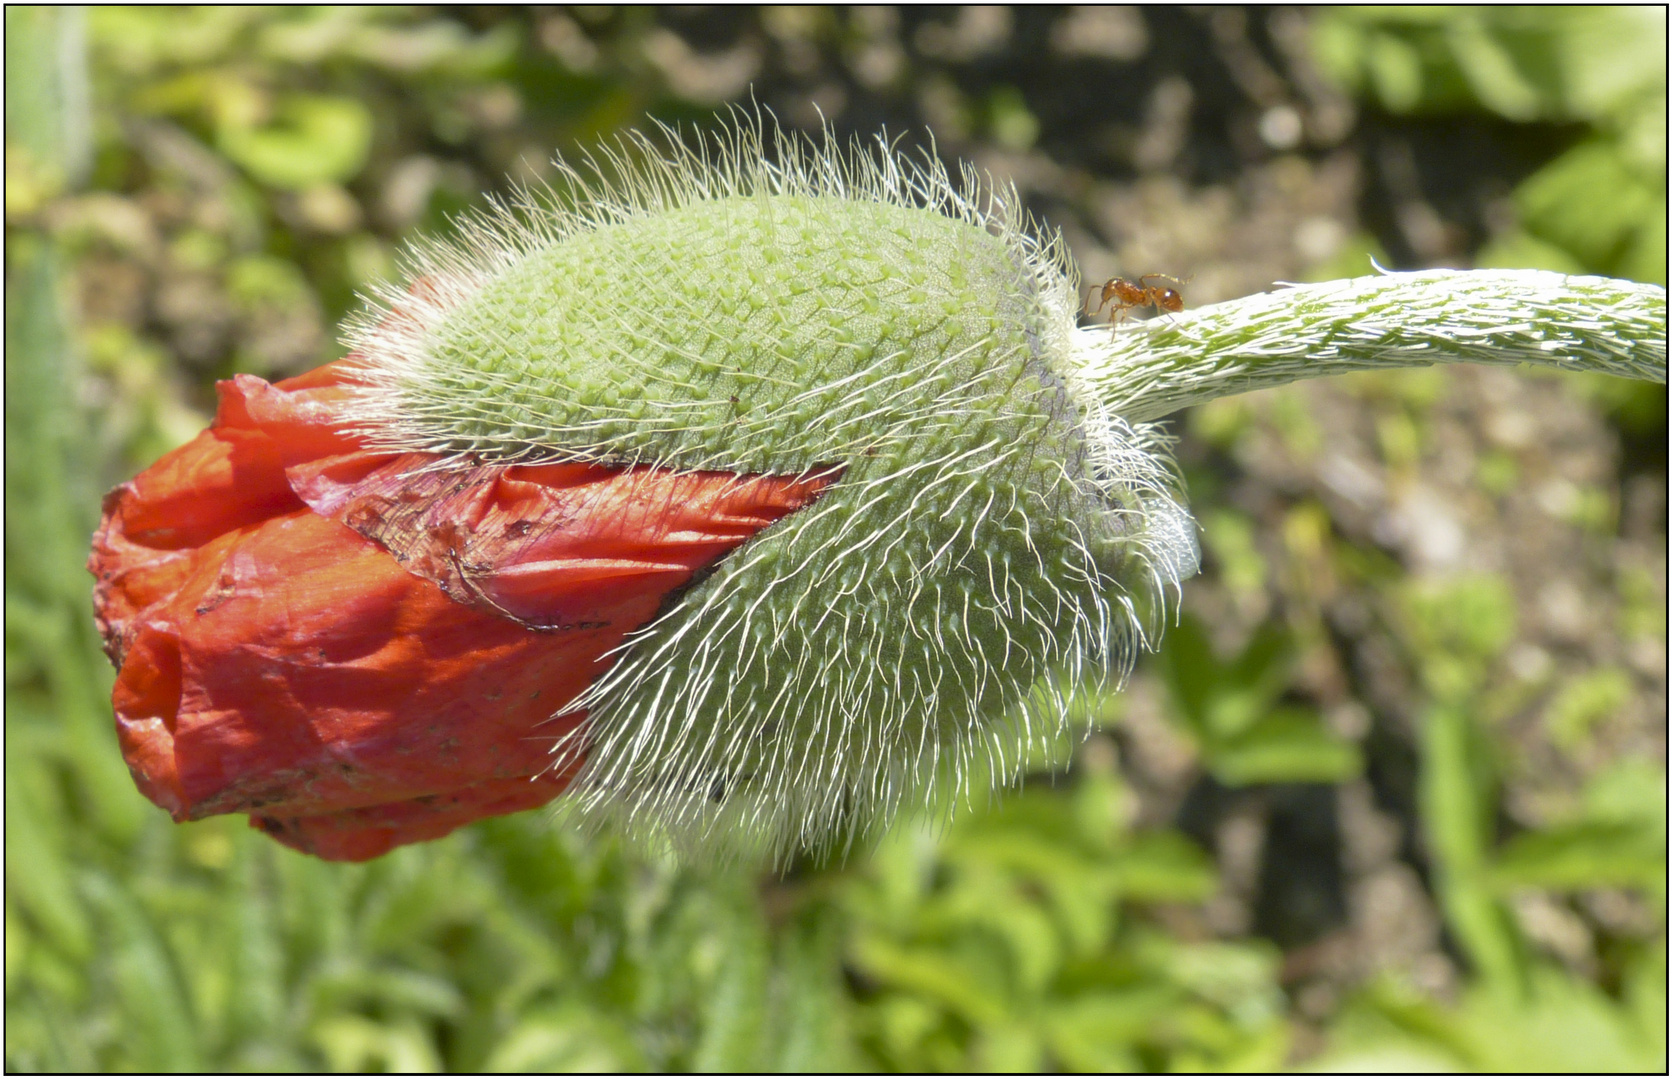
[235,371,368,465]
[92,363,841,860]
[250,768,578,862]
[109,396,298,549]
[115,510,600,822]
[285,452,840,628]
[274,357,371,393]
[90,389,301,663]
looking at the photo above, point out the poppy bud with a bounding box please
[92,121,1666,862]
[90,361,834,860]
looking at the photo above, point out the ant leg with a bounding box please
[1105,303,1132,339]
[1084,284,1110,320]
[1156,301,1189,329]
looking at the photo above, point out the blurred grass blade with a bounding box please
[1419,704,1526,995]
[224,841,290,1063]
[4,747,91,961]
[692,888,770,1072]
[771,904,861,1072]
[79,872,204,1071]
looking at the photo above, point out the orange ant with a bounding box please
[1085,273,1190,327]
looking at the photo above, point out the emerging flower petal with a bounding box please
[90,362,835,860]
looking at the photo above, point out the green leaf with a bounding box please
[1152,938,1285,1023]
[1215,1020,1293,1072]
[1543,666,1634,752]
[1459,966,1665,1072]
[222,842,289,1060]
[1042,987,1174,1071]
[1490,822,1664,893]
[960,884,1061,997]
[1404,575,1520,667]
[692,895,769,1072]
[1619,200,1668,286]
[1154,616,1295,744]
[862,993,959,1072]
[310,1015,441,1073]
[4,755,91,962]
[1517,140,1661,274]
[1398,575,1519,703]
[218,94,372,188]
[309,963,465,1023]
[1420,704,1526,992]
[1580,759,1667,835]
[1443,13,1545,121]
[974,1021,1043,1071]
[1307,15,1367,96]
[1553,6,1668,121]
[1200,509,1269,601]
[1622,937,1668,1067]
[482,1005,639,1072]
[848,932,1008,1028]
[1204,707,1363,786]
[1367,32,1426,112]
[1475,229,1590,276]
[1109,833,1217,903]
[1152,616,1218,733]
[771,906,862,1073]
[1488,759,1666,896]
[80,872,204,1071]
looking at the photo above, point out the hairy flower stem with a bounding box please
[1081,269,1668,423]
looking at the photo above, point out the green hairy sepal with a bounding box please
[347,123,1193,861]
[346,120,1665,862]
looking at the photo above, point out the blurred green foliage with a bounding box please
[1154,618,1361,787]
[839,756,1287,1072]
[6,5,1665,1072]
[1312,6,1668,443]
[1313,5,1666,284]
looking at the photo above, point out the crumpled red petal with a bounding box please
[90,361,835,860]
